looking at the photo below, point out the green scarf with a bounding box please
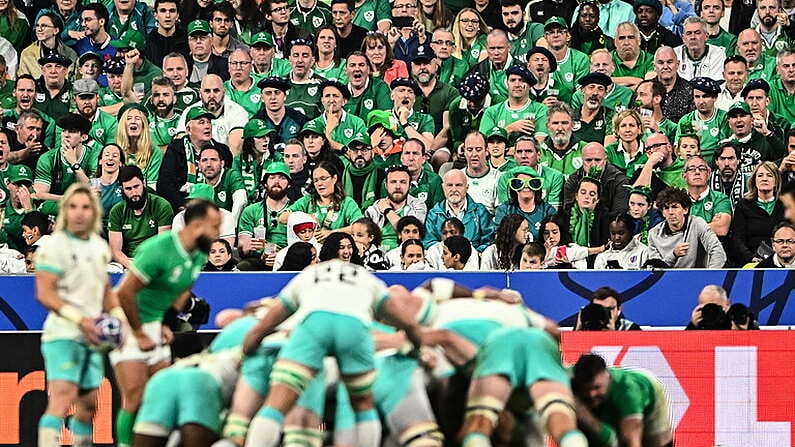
[183,137,204,186]
[569,204,594,247]
[639,215,651,245]
[343,161,379,209]
[240,155,268,202]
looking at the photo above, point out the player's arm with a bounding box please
[379,285,424,350]
[618,416,644,447]
[115,271,149,343]
[108,230,132,269]
[35,270,101,344]
[102,280,127,322]
[417,327,477,366]
[242,300,291,355]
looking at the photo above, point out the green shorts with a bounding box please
[278,312,375,375]
[473,327,569,389]
[41,339,103,390]
[135,368,223,435]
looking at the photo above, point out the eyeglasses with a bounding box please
[773,239,795,245]
[645,142,669,151]
[271,5,289,12]
[432,40,455,46]
[684,166,709,173]
[313,175,332,183]
[509,177,543,191]
[459,18,479,24]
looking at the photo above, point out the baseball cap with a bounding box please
[300,119,325,136]
[110,30,146,50]
[37,52,71,67]
[412,44,436,63]
[187,183,215,200]
[185,107,215,122]
[349,131,371,146]
[249,31,275,48]
[264,161,291,180]
[187,20,212,36]
[78,52,103,68]
[727,101,751,116]
[543,16,568,31]
[8,165,33,186]
[487,127,508,143]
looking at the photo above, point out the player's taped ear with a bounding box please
[271,360,315,394]
[464,395,505,427]
[399,421,444,447]
[343,370,377,397]
[534,392,577,428]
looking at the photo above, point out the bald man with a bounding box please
[177,74,248,154]
[562,142,629,214]
[736,29,777,82]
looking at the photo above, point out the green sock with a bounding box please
[115,409,136,447]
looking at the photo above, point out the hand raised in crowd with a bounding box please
[397,106,411,126]
[752,114,771,136]
[387,27,401,47]
[61,143,79,165]
[506,119,535,135]
[541,96,558,108]
[316,229,332,243]
[780,152,795,172]
[413,20,427,44]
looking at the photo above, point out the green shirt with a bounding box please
[605,141,647,179]
[286,73,326,119]
[134,60,163,96]
[149,112,181,150]
[447,97,486,150]
[288,195,363,230]
[259,58,293,78]
[611,50,654,79]
[232,153,283,203]
[352,0,390,31]
[708,29,737,54]
[345,77,394,118]
[479,99,549,141]
[595,368,657,433]
[34,146,98,195]
[207,168,246,211]
[509,23,544,61]
[2,109,57,149]
[438,56,469,87]
[769,77,795,124]
[306,111,367,147]
[655,157,687,189]
[290,2,332,33]
[461,34,487,69]
[98,87,123,107]
[0,15,29,49]
[539,139,587,177]
[393,109,435,139]
[34,80,72,121]
[573,107,614,144]
[224,79,262,117]
[413,80,460,134]
[314,61,348,83]
[675,109,730,162]
[174,86,200,109]
[237,200,289,249]
[690,189,732,224]
[55,110,118,148]
[409,168,445,211]
[552,48,590,86]
[747,55,777,82]
[126,146,164,189]
[496,164,564,208]
[108,193,174,258]
[571,84,635,112]
[129,231,206,324]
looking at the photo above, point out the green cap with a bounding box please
[544,16,568,31]
[187,183,215,201]
[249,31,275,48]
[186,107,215,122]
[366,110,399,134]
[110,30,146,50]
[8,164,33,185]
[486,126,508,142]
[264,161,291,180]
[727,101,751,116]
[243,119,275,138]
[300,119,325,136]
[187,20,211,36]
[349,131,371,146]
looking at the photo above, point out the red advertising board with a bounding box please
[561,331,795,447]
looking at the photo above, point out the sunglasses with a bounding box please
[509,177,542,191]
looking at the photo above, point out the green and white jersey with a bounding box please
[689,188,732,224]
[595,368,659,432]
[539,139,588,177]
[286,72,326,119]
[611,50,654,79]
[479,99,549,140]
[237,201,289,248]
[175,86,200,109]
[747,55,777,82]
[107,194,174,257]
[314,61,348,83]
[98,87,123,107]
[55,110,118,147]
[128,231,207,324]
[552,48,590,86]
[352,0,390,31]
[509,23,544,61]
[206,168,246,212]
[0,163,16,206]
[126,145,164,190]
[278,259,390,326]
[149,112,181,150]
[345,77,394,118]
[34,146,99,195]
[675,109,729,162]
[707,29,737,54]
[36,231,111,342]
[306,111,367,147]
[224,79,263,117]
[571,84,635,112]
[290,2,332,33]
[461,34,487,69]
[438,56,469,87]
[393,109,435,139]
[256,57,293,78]
[288,195,363,230]
[769,77,795,124]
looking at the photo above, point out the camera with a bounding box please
[577,303,611,331]
[696,303,729,330]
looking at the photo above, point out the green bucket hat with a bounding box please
[264,161,291,180]
[187,183,215,201]
[243,119,275,138]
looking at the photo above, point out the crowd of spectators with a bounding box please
[1,0,795,273]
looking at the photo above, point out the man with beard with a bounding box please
[149,76,181,151]
[611,22,655,89]
[755,0,795,57]
[108,165,174,269]
[570,1,615,55]
[736,29,777,82]
[572,49,635,113]
[540,102,588,177]
[65,79,117,147]
[743,79,790,145]
[675,77,729,162]
[344,52,393,119]
[711,142,750,210]
[769,50,795,123]
[186,20,229,83]
[158,107,234,210]
[224,49,261,117]
[400,138,445,210]
[716,56,749,111]
[177,74,248,154]
[331,0,367,59]
[701,0,737,54]
[209,2,248,59]
[144,0,189,69]
[544,18,590,93]
[635,79,678,143]
[197,146,247,224]
[74,3,117,60]
[683,155,732,238]
[389,77,435,151]
[634,0,681,54]
[674,17,726,81]
[564,142,629,213]
[467,30,520,104]
[501,0,543,61]
[254,76,309,145]
[632,132,687,198]
[527,46,566,106]
[412,44,459,137]
[653,46,694,122]
[305,80,367,151]
[341,131,386,210]
[111,199,219,447]
[573,72,615,145]
[431,28,469,87]
[3,76,54,166]
[480,65,548,145]
[249,32,292,77]
[497,135,565,208]
[34,53,72,122]
[286,38,326,120]
[365,164,427,250]
[423,169,494,251]
[32,114,95,202]
[722,101,785,173]
[111,30,163,96]
[282,139,311,200]
[237,161,293,270]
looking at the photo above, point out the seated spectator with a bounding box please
[590,286,641,330]
[171,184,236,246]
[177,74,247,153]
[480,214,528,270]
[517,241,545,270]
[0,242,26,273]
[539,214,590,269]
[196,146,247,223]
[425,216,480,270]
[90,143,125,234]
[364,164,427,251]
[627,185,663,244]
[318,231,362,264]
[441,234,472,270]
[461,130,499,215]
[731,161,785,265]
[108,165,174,270]
[683,155,732,238]
[558,176,611,266]
[647,187,727,268]
[756,222,795,268]
[203,239,238,271]
[711,141,749,210]
[605,110,647,179]
[363,31,408,86]
[116,103,163,189]
[1,165,36,250]
[384,215,426,267]
[594,213,649,269]
[272,212,320,271]
[574,303,612,330]
[21,210,52,248]
[674,134,700,160]
[231,120,278,203]
[340,132,385,210]
[485,127,515,172]
[277,242,318,271]
[33,113,95,202]
[19,13,77,79]
[351,217,389,271]
[564,142,630,214]
[390,239,431,271]
[494,167,556,241]
[632,132,687,198]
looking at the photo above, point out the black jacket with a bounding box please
[144,29,190,68]
[730,198,785,264]
[157,137,233,211]
[564,164,630,215]
[639,25,683,55]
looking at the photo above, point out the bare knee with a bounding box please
[46,383,79,417]
[74,392,99,421]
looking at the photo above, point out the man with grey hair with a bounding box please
[736,29,777,82]
[674,16,726,80]
[224,48,261,117]
[653,45,694,121]
[769,49,795,123]
[466,29,519,104]
[177,74,248,153]
[611,22,654,89]
[687,285,729,328]
[563,141,629,213]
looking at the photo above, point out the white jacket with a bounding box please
[593,237,649,269]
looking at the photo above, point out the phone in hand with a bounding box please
[556,246,567,259]
[392,16,414,29]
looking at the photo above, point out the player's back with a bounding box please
[433,298,543,346]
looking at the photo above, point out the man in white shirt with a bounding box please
[177,74,248,154]
[674,16,726,80]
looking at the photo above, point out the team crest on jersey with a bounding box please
[183,96,192,104]
[417,191,427,201]
[95,128,104,138]
[290,18,299,25]
[35,93,45,103]
[595,120,604,129]
[565,72,574,82]
[149,219,155,228]
[313,16,324,27]
[218,191,227,202]
[364,10,374,21]
[344,128,354,138]
[131,22,138,30]
[168,127,178,136]
[364,99,373,110]
[60,93,70,103]
[776,40,788,51]
[572,156,583,169]
[710,127,719,137]
[250,93,261,103]
[289,125,298,133]
[572,121,582,131]
[471,48,479,58]
[704,201,713,211]
[308,86,318,96]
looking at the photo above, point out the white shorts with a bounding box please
[109,321,171,366]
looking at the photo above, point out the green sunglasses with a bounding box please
[509,177,543,191]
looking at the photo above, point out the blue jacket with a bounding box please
[423,196,495,252]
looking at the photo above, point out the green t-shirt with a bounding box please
[224,79,263,117]
[413,81,460,134]
[461,34,487,69]
[55,110,118,148]
[237,201,289,249]
[260,58,293,78]
[345,77,394,118]
[290,2,332,33]
[34,81,72,121]
[314,61,348,83]
[573,107,614,144]
[611,50,654,79]
[539,139,587,177]
[394,110,435,139]
[98,87,123,107]
[149,112,181,150]
[675,109,730,162]
[126,146,164,190]
[288,195,363,230]
[108,193,174,257]
[174,86,200,109]
[690,189,732,224]
[306,112,368,147]
[509,23,544,61]
[708,29,737,55]
[129,231,206,324]
[655,157,687,189]
[34,146,99,195]
[286,73,326,119]
[552,48,590,86]
[479,99,549,141]
[438,56,469,87]
[134,60,163,96]
[207,168,246,211]
[769,77,795,125]
[596,368,657,432]
[409,168,445,211]
[352,0,390,31]
[747,55,777,82]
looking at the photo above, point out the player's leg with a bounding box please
[460,375,512,447]
[38,380,78,447]
[331,382,356,447]
[284,370,328,447]
[113,360,150,447]
[71,389,99,447]
[337,318,381,447]
[529,381,587,447]
[180,423,220,447]
[342,370,380,447]
[384,369,443,447]
[213,379,265,447]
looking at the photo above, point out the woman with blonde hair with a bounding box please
[730,161,785,265]
[115,105,163,189]
[605,110,646,178]
[451,8,489,68]
[362,32,407,84]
